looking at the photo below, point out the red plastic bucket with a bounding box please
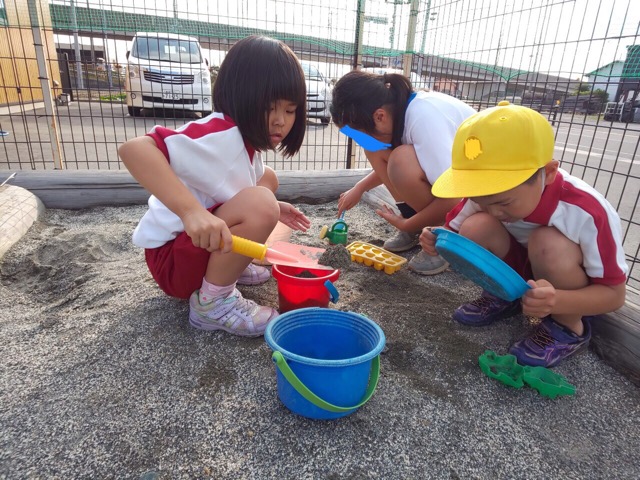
[271,265,340,313]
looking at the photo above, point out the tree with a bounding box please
[574,82,591,95]
[592,88,609,104]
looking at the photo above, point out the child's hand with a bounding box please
[182,208,232,253]
[418,227,439,256]
[522,279,556,318]
[337,187,363,217]
[375,204,407,230]
[278,202,311,232]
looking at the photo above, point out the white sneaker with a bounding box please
[238,263,271,285]
[408,250,449,275]
[383,230,420,252]
[188,288,278,336]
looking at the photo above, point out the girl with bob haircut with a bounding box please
[331,70,475,275]
[119,35,311,337]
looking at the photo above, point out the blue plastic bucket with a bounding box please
[264,308,386,420]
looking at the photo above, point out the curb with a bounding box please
[0,185,45,261]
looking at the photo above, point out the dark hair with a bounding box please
[524,168,543,185]
[213,35,307,157]
[330,70,413,147]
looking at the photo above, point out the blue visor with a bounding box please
[339,125,392,152]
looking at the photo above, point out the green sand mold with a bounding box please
[478,350,525,388]
[478,350,576,399]
[522,366,576,399]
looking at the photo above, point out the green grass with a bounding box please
[99,93,126,102]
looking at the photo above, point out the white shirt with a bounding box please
[403,91,477,184]
[132,113,265,248]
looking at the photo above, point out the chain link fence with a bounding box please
[0,0,639,290]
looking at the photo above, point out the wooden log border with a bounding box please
[9,169,372,209]
[7,168,640,385]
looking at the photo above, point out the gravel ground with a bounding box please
[1,201,639,479]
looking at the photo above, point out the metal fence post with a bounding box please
[27,0,64,169]
[346,0,366,170]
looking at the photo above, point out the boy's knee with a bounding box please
[459,213,510,254]
[528,227,582,267]
[458,212,499,236]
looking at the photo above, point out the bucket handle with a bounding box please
[271,351,380,413]
[324,280,339,303]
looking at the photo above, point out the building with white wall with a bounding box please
[586,60,624,102]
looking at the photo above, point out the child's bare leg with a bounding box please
[206,186,280,286]
[528,226,588,335]
[386,145,460,226]
[365,149,401,199]
[386,145,433,210]
[452,213,522,325]
[385,145,456,273]
[457,213,511,259]
[257,166,279,193]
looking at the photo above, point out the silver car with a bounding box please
[302,62,333,124]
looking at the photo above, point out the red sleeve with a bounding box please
[146,128,172,163]
[145,115,238,164]
[444,198,469,231]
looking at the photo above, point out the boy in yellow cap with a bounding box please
[420,101,628,368]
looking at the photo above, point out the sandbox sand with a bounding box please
[1,201,639,478]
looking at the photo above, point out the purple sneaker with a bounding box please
[453,291,521,326]
[509,316,592,368]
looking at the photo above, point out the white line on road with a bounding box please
[554,146,639,165]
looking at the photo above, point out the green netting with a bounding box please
[621,45,640,79]
[47,3,407,57]
[45,3,530,79]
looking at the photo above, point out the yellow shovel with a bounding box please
[230,235,331,269]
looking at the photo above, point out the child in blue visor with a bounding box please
[331,70,475,275]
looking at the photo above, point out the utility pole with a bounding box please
[70,0,84,89]
[172,0,178,31]
[100,0,112,88]
[353,0,365,71]
[403,0,419,78]
[420,0,434,53]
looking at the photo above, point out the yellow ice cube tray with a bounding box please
[346,241,407,275]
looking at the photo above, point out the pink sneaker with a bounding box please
[238,263,271,286]
[188,288,278,337]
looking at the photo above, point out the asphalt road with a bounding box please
[0,101,367,171]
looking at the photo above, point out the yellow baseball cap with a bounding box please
[432,101,555,198]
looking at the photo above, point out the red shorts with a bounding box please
[504,234,533,281]
[144,204,221,299]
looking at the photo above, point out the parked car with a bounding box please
[482,92,523,105]
[124,32,212,117]
[302,62,332,124]
[361,67,431,90]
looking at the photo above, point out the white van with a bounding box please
[125,32,212,117]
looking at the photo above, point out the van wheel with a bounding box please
[200,111,212,118]
[321,117,330,125]
[128,106,141,117]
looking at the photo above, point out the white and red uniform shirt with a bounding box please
[445,169,629,286]
[132,113,265,248]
